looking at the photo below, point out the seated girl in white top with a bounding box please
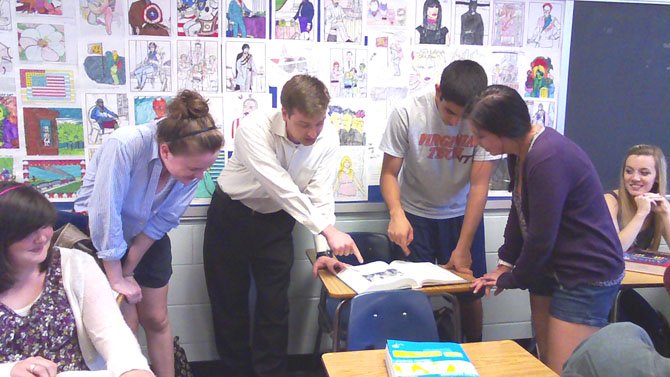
[604,144,670,251]
[0,182,153,377]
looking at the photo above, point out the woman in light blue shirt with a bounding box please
[74,90,223,377]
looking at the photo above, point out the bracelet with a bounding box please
[316,250,333,260]
[123,272,135,278]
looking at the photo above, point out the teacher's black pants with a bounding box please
[203,187,295,377]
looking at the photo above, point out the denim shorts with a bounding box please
[121,235,172,289]
[529,275,620,328]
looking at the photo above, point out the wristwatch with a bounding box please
[316,250,333,260]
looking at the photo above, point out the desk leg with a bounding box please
[440,293,462,343]
[333,299,350,352]
[609,288,625,323]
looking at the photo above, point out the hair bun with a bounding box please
[169,90,209,120]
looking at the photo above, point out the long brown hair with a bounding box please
[617,144,668,250]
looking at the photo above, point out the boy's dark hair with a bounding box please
[0,182,56,293]
[439,60,488,106]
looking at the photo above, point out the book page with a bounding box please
[337,261,417,293]
[389,261,467,286]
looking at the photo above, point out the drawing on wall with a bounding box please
[24,107,84,156]
[225,41,266,93]
[20,69,75,104]
[18,23,66,63]
[329,102,366,146]
[128,0,171,36]
[0,0,12,30]
[323,0,362,43]
[274,0,315,40]
[85,93,129,145]
[0,94,18,149]
[226,0,267,38]
[23,159,85,201]
[526,99,555,129]
[524,56,555,98]
[223,92,271,147]
[334,147,367,201]
[16,0,63,15]
[177,0,220,37]
[368,0,407,27]
[409,45,449,93]
[79,0,125,36]
[0,42,15,78]
[414,0,450,45]
[329,47,368,98]
[491,51,519,90]
[526,1,561,48]
[0,156,14,181]
[81,41,127,87]
[134,96,172,125]
[455,0,489,46]
[129,40,171,92]
[266,41,320,90]
[177,40,218,92]
[492,2,523,47]
[368,31,409,99]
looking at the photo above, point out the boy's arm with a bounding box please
[380,153,412,255]
[446,160,494,274]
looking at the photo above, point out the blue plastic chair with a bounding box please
[346,289,439,351]
[314,232,403,352]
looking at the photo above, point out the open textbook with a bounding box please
[337,260,467,294]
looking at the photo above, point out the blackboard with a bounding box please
[565,1,670,191]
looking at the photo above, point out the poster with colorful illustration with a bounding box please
[367,30,409,100]
[328,47,368,98]
[225,0,268,39]
[20,69,75,104]
[128,0,171,36]
[16,0,64,15]
[526,1,562,49]
[274,0,316,40]
[176,40,219,92]
[23,107,84,156]
[129,40,172,92]
[133,96,172,125]
[454,0,490,46]
[80,39,127,88]
[322,0,363,43]
[223,92,272,149]
[492,1,524,47]
[414,0,450,45]
[23,159,85,201]
[526,99,556,129]
[18,23,76,64]
[328,99,367,146]
[225,41,266,92]
[0,156,14,181]
[491,51,519,90]
[367,0,409,28]
[523,55,558,98]
[84,93,130,145]
[334,146,367,201]
[79,0,126,36]
[177,0,220,37]
[0,94,18,149]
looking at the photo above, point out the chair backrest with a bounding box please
[337,232,403,266]
[346,290,439,351]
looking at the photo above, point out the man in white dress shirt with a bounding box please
[203,75,361,377]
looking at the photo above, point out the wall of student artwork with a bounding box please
[0,0,572,204]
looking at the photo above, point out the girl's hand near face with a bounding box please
[634,194,655,217]
[647,193,670,215]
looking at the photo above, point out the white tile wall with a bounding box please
[162,211,670,361]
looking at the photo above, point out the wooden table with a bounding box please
[308,249,474,351]
[322,340,558,377]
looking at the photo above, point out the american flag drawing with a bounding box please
[20,69,74,103]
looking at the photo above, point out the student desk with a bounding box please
[321,340,558,377]
[307,250,474,351]
[610,270,665,322]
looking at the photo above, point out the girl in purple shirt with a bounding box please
[467,85,624,374]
